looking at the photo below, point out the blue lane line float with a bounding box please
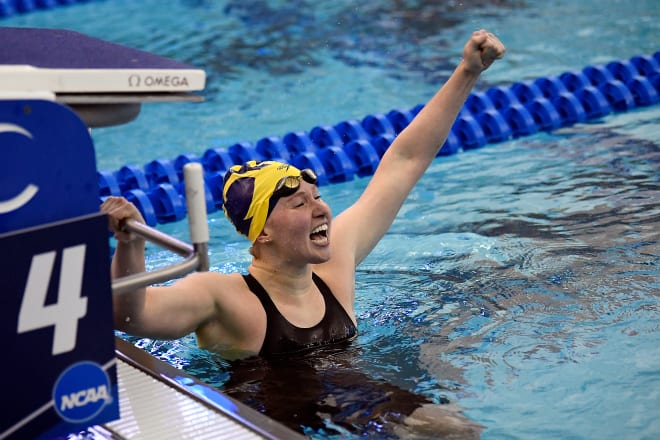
[98,52,660,225]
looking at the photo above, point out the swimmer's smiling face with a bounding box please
[261,180,331,264]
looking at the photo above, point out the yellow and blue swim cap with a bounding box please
[222,160,317,242]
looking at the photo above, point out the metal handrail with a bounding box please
[111,220,209,294]
[111,162,210,295]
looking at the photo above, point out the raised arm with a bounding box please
[333,30,505,266]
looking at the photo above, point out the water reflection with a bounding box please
[220,344,484,438]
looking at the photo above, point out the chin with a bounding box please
[309,251,331,264]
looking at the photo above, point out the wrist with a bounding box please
[116,236,146,250]
[458,58,483,77]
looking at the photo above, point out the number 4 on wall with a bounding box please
[17,245,88,356]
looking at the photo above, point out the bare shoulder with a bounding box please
[179,271,256,308]
[190,271,267,355]
[184,270,245,288]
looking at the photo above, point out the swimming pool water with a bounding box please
[4,0,659,438]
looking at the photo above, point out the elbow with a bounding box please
[112,289,147,332]
[114,313,132,332]
[113,303,142,332]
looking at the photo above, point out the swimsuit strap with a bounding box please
[242,272,281,319]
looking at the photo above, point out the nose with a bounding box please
[312,197,331,219]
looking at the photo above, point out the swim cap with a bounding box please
[222,160,304,242]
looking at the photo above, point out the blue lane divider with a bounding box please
[97,52,659,225]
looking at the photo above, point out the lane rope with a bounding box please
[96,53,659,226]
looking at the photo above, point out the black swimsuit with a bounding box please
[242,272,358,356]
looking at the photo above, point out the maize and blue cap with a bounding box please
[222,160,311,242]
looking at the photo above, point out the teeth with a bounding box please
[311,224,328,235]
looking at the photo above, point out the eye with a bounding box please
[290,196,306,208]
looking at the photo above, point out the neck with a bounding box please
[248,258,314,298]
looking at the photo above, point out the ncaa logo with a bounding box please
[52,361,112,423]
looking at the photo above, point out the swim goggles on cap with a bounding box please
[272,168,318,200]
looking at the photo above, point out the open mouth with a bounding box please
[310,224,328,243]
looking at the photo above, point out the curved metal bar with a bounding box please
[112,254,199,295]
[111,219,205,295]
[194,242,210,272]
[124,219,194,257]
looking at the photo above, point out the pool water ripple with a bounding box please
[4,0,659,438]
